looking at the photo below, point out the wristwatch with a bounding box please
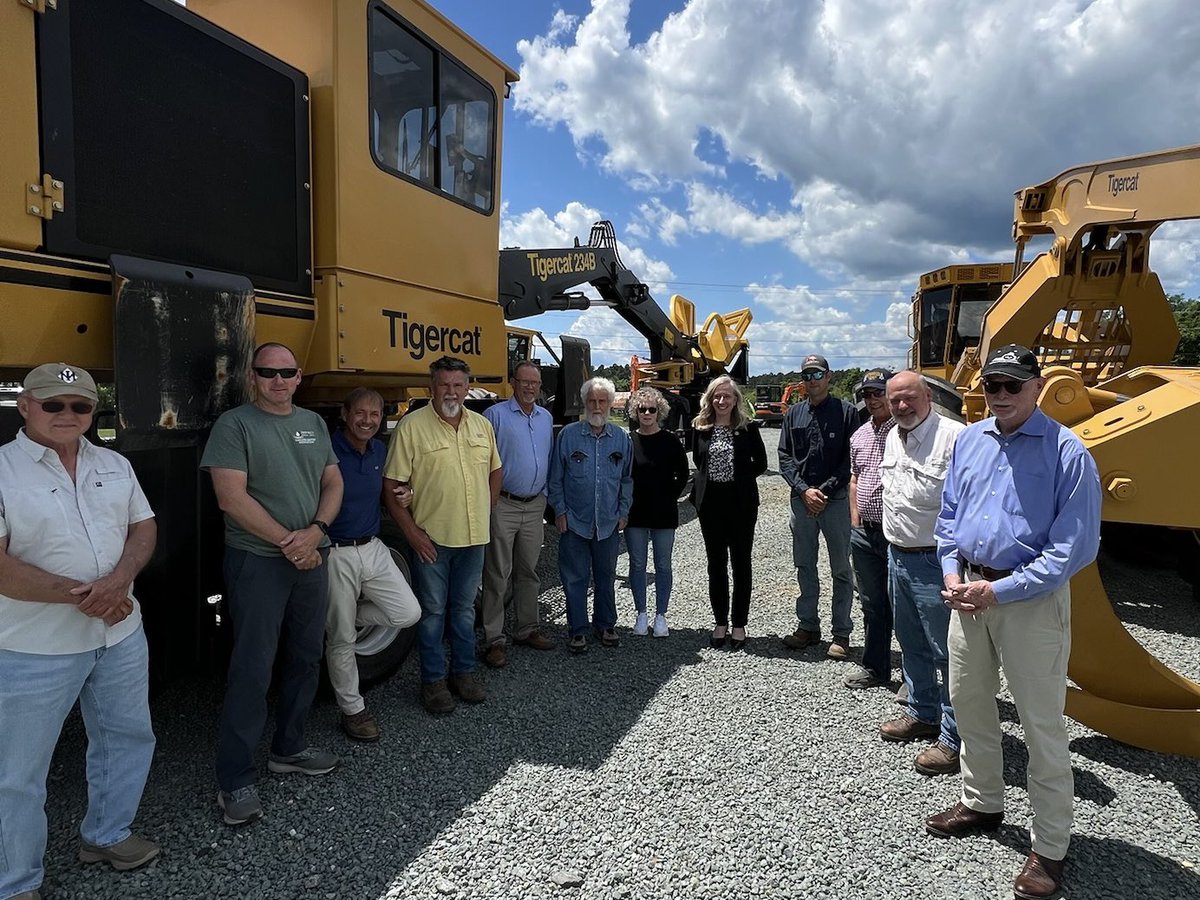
[312,520,329,535]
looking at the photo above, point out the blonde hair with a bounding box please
[630,387,670,423]
[692,375,750,431]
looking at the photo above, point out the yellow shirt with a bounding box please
[383,404,501,547]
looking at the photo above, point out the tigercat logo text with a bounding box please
[381,309,482,360]
[526,251,598,282]
[1107,172,1140,197]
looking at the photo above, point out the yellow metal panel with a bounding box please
[0,280,115,378]
[0,2,45,251]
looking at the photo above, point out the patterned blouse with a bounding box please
[709,426,735,482]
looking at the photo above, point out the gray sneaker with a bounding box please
[78,833,160,870]
[217,785,264,826]
[267,747,339,776]
[843,667,888,689]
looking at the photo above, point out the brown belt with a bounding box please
[960,558,1013,580]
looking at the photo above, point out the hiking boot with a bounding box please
[11,892,41,900]
[340,709,380,743]
[782,628,821,650]
[880,715,940,743]
[515,629,555,651]
[217,785,264,827]
[78,833,160,871]
[421,679,456,714]
[484,642,508,669]
[652,614,669,638]
[267,747,340,776]
[914,742,961,776]
[844,667,888,689]
[826,635,850,659]
[568,634,589,654]
[596,627,621,647]
[448,672,487,704]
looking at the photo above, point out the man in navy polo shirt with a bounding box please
[324,388,420,742]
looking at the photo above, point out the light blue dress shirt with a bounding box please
[547,420,633,540]
[484,397,554,497]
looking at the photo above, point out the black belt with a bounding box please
[500,490,541,503]
[960,557,1013,580]
[330,536,374,548]
[893,544,936,553]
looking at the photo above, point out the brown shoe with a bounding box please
[1013,852,1065,900]
[448,672,487,704]
[78,833,160,871]
[826,635,850,659]
[925,801,1004,838]
[340,709,380,743]
[515,630,555,651]
[420,679,456,715]
[782,628,821,650]
[880,715,940,743]
[914,742,960,776]
[483,642,508,669]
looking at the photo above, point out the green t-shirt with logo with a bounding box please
[200,403,337,556]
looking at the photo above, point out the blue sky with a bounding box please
[440,1,1200,374]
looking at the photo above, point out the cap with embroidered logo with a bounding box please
[861,367,894,390]
[801,354,830,373]
[23,363,99,402]
[980,344,1040,381]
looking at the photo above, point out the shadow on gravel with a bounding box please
[1096,551,1199,639]
[1069,735,1200,818]
[997,732,1118,807]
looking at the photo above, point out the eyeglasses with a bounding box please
[799,371,826,382]
[253,366,299,379]
[862,388,884,399]
[32,398,95,415]
[982,379,1026,395]
[637,406,658,415]
[514,379,541,388]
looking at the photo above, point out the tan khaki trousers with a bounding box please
[480,494,547,644]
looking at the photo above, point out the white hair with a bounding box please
[580,376,616,404]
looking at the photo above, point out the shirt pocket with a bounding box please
[85,469,135,523]
[566,449,591,480]
[907,457,949,510]
[466,433,492,467]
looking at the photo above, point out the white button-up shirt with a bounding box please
[880,410,964,548]
[0,430,154,654]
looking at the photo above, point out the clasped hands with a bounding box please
[71,573,134,626]
[941,573,997,612]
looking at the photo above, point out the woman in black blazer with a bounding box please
[691,376,768,650]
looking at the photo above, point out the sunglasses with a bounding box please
[799,371,826,381]
[862,388,885,399]
[253,366,299,379]
[982,379,1026,395]
[637,406,658,415]
[33,397,96,415]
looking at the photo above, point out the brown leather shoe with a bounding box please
[483,642,508,669]
[914,742,960,776]
[826,635,850,659]
[1013,852,1065,899]
[925,801,1004,838]
[880,714,939,743]
[782,628,821,650]
[515,629,555,651]
[340,709,381,743]
[420,679,456,715]
[448,672,487,704]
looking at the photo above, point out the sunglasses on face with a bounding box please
[637,406,658,415]
[982,379,1026,395]
[862,388,884,399]
[799,371,826,381]
[253,366,299,380]
[33,398,95,415]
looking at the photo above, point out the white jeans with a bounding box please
[949,580,1073,859]
[325,538,420,714]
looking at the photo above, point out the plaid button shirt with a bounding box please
[849,417,894,524]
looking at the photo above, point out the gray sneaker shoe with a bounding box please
[267,747,339,776]
[78,833,160,870]
[843,667,888,689]
[217,785,264,826]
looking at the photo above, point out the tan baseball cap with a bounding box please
[23,363,99,402]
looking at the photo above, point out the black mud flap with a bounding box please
[552,335,591,422]
[110,256,255,686]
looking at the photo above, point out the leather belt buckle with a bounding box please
[501,490,539,503]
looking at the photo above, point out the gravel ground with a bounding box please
[38,440,1200,900]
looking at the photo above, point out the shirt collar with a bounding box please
[15,428,90,463]
[981,408,1048,438]
[580,420,614,440]
[506,396,545,418]
[903,410,941,448]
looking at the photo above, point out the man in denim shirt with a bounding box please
[547,376,633,654]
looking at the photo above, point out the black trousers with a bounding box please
[698,481,756,627]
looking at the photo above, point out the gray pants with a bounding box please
[480,494,547,644]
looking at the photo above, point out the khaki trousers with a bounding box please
[948,581,1073,860]
[325,538,420,715]
[480,494,547,644]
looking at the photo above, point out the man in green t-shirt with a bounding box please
[200,342,343,827]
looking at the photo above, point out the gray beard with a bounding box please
[587,412,607,428]
[439,400,462,419]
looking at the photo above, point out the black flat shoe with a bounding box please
[709,628,728,649]
[730,628,747,651]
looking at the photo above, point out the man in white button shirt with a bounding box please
[0,363,159,900]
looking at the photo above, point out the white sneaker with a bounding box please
[632,612,649,635]
[652,614,669,638]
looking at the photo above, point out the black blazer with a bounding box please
[691,424,768,513]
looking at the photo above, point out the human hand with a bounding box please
[280,526,322,563]
[101,597,135,626]
[408,528,438,564]
[556,514,568,535]
[617,518,627,532]
[942,578,996,612]
[392,483,414,509]
[293,549,323,571]
[802,488,827,516]
[71,574,135,620]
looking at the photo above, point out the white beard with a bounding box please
[587,412,607,428]
[439,400,462,419]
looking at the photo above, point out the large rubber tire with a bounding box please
[353,548,418,688]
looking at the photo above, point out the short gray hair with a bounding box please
[580,376,616,404]
[631,387,670,423]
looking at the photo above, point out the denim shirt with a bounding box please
[547,420,633,540]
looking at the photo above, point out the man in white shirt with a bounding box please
[0,363,159,900]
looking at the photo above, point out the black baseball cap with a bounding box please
[861,367,893,390]
[801,354,830,373]
[981,344,1040,381]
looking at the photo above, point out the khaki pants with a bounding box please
[948,579,1073,859]
[325,538,420,715]
[480,494,547,644]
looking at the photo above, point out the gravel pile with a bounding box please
[39,441,1200,899]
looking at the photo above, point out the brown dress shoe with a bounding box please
[483,642,508,669]
[782,628,821,650]
[421,679,456,715]
[1013,852,1064,900]
[826,635,850,659]
[880,714,940,743]
[341,709,381,742]
[914,742,960,776]
[925,801,1004,838]
[515,629,555,651]
[448,672,487,704]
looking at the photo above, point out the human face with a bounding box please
[984,375,1044,433]
[803,368,830,403]
[585,388,612,428]
[252,346,301,412]
[511,365,541,411]
[635,399,660,431]
[432,369,469,420]
[342,397,383,449]
[710,383,739,422]
[862,386,888,422]
[19,393,95,448]
[886,372,931,431]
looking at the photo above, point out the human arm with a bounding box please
[777,411,807,492]
[849,474,861,528]
[382,419,436,563]
[748,426,768,477]
[0,534,86,604]
[209,467,293,548]
[279,463,343,565]
[489,466,503,508]
[818,404,857,496]
[671,434,690,498]
[71,517,158,623]
[617,434,634,531]
[547,429,567,534]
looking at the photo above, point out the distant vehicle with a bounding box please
[753,382,805,425]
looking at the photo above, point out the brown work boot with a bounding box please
[515,629,556,651]
[340,709,380,743]
[483,642,508,669]
[420,679,456,715]
[925,801,1004,838]
[826,635,850,659]
[1013,852,1065,900]
[914,742,960,776]
[782,628,821,650]
[78,834,160,871]
[448,672,487,704]
[880,714,940,743]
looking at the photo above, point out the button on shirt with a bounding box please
[329,428,387,542]
[0,431,154,654]
[850,417,894,523]
[881,411,964,547]
[779,396,858,497]
[935,409,1101,604]
[483,397,553,497]
[547,421,633,541]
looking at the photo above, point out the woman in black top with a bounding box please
[691,376,768,650]
[626,387,689,638]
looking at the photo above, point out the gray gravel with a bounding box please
[39,440,1200,899]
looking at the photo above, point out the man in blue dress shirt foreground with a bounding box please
[926,344,1101,900]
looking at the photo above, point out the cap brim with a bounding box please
[980,365,1036,381]
[28,385,99,401]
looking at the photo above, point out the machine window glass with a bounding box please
[918,286,952,366]
[948,284,1004,362]
[439,58,495,211]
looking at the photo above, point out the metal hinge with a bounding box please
[17,0,58,13]
[27,174,65,220]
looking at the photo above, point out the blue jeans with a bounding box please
[0,628,155,898]
[624,527,675,615]
[559,529,619,637]
[850,524,892,678]
[789,492,853,636]
[889,546,959,749]
[410,543,485,683]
